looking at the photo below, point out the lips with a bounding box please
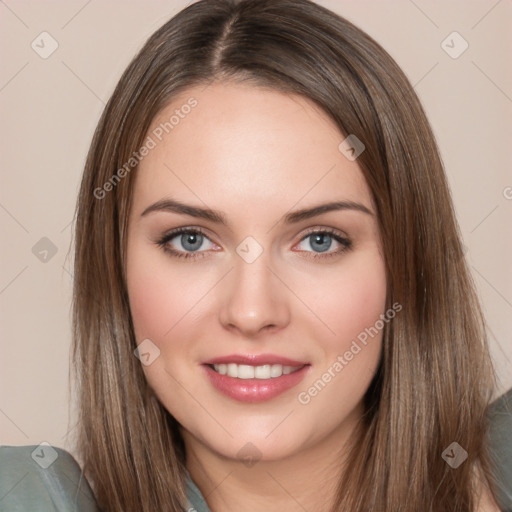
[201,353,311,403]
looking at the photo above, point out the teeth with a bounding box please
[213,363,302,379]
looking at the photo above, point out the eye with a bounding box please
[294,228,352,260]
[156,227,352,261]
[156,227,218,259]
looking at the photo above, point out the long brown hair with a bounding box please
[71,0,499,510]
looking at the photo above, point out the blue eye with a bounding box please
[157,228,214,259]
[295,229,352,259]
[156,227,352,260]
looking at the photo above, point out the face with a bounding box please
[126,82,387,464]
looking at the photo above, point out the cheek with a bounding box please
[294,254,386,418]
[126,246,208,411]
[127,244,194,343]
[127,265,171,342]
[299,251,387,353]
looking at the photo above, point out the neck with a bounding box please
[182,405,364,512]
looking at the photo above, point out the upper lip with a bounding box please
[203,354,309,366]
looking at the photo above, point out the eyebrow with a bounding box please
[140,198,373,225]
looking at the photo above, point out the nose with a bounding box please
[218,250,290,338]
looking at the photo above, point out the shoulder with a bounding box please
[0,444,99,511]
[487,387,512,511]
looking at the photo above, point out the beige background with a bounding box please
[1,0,511,453]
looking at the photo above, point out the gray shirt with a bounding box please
[0,445,211,512]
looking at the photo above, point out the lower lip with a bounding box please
[202,364,311,403]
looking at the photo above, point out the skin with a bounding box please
[126,82,388,511]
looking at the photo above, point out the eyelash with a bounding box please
[156,227,352,261]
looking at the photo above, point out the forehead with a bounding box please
[133,82,372,217]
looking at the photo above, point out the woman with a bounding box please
[68,0,502,510]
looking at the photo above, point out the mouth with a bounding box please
[201,357,311,403]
